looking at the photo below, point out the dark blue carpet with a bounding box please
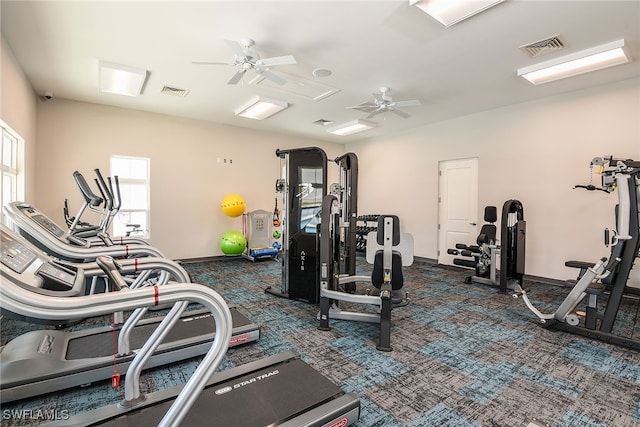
[1,257,639,426]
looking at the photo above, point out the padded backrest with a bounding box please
[484,206,498,223]
[376,215,401,246]
[371,251,404,290]
[476,206,497,245]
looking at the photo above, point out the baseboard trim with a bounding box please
[177,255,238,264]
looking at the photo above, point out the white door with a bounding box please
[438,158,479,266]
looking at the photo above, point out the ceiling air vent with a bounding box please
[313,119,335,126]
[520,35,566,58]
[161,86,190,97]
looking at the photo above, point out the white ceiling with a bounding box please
[2,1,639,143]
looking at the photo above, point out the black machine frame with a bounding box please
[266,147,327,303]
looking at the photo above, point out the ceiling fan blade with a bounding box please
[393,100,421,108]
[227,69,246,85]
[390,108,411,118]
[256,68,287,85]
[347,102,375,110]
[257,55,297,67]
[192,60,235,66]
[225,39,247,58]
[366,108,386,119]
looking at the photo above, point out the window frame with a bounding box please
[110,155,151,239]
[1,121,24,226]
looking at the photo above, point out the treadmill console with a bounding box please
[0,225,84,296]
[17,205,66,238]
[1,231,38,273]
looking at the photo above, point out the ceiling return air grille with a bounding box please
[161,86,190,97]
[520,35,566,58]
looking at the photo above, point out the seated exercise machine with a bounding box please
[317,153,413,351]
[0,224,260,402]
[512,156,640,350]
[448,205,499,286]
[448,200,526,292]
[0,226,360,426]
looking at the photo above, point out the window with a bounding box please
[110,155,150,238]
[1,122,23,226]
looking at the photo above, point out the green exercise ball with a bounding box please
[220,230,247,255]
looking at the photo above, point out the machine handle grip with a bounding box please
[573,184,597,191]
[96,255,129,291]
[605,257,621,273]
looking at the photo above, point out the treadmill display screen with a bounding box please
[31,213,66,238]
[0,230,38,273]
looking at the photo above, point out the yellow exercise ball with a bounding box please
[221,194,246,217]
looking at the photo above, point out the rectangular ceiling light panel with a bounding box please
[99,61,147,97]
[327,119,377,136]
[517,39,630,85]
[235,96,288,120]
[410,0,504,27]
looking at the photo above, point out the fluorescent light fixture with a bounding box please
[327,119,377,136]
[235,96,288,120]
[99,61,147,97]
[410,0,504,27]
[517,39,630,85]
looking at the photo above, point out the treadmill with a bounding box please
[50,351,360,427]
[1,226,360,427]
[0,225,260,403]
[4,201,166,261]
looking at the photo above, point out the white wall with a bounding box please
[1,36,37,201]
[8,41,639,281]
[348,77,640,282]
[35,99,345,259]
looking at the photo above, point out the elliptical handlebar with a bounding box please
[72,171,103,207]
[94,168,114,208]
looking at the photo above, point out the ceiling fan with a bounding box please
[348,87,421,119]
[192,38,296,86]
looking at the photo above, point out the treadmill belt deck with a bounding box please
[95,357,353,426]
[66,308,251,359]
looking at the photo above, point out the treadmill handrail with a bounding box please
[1,278,232,427]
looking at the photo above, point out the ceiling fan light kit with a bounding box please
[327,119,377,136]
[517,39,631,85]
[235,96,289,120]
[98,61,147,97]
[410,0,504,27]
